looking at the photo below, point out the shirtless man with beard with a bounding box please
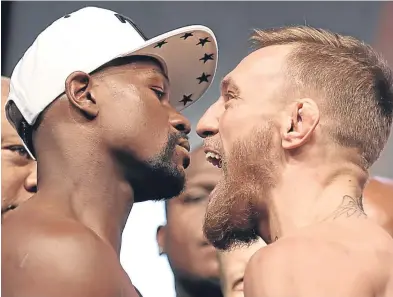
[2,7,218,297]
[196,25,393,297]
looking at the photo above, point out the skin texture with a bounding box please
[216,178,392,297]
[2,57,191,297]
[1,77,37,216]
[197,43,393,297]
[157,147,223,297]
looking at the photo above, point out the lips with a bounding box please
[177,139,191,169]
[177,140,191,152]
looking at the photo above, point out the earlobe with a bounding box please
[281,99,320,150]
[156,225,166,255]
[65,71,99,120]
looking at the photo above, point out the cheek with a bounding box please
[1,164,25,202]
[220,106,260,153]
[102,95,171,159]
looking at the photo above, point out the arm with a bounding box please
[243,238,371,297]
[4,230,124,297]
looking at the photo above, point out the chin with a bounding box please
[133,169,186,203]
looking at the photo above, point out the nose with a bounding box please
[24,162,37,193]
[196,101,221,138]
[169,109,191,135]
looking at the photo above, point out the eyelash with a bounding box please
[7,145,30,159]
[151,88,166,100]
[224,93,237,108]
[225,92,237,101]
[184,196,205,203]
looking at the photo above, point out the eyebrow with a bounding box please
[146,69,170,87]
[220,77,240,94]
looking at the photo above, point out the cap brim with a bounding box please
[120,25,218,111]
[8,26,218,161]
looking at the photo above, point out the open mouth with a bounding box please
[205,150,222,168]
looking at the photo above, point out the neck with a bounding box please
[258,162,368,243]
[36,143,134,255]
[174,277,223,297]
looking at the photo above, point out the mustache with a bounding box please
[203,136,223,153]
[160,131,188,161]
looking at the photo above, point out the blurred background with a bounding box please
[2,2,392,297]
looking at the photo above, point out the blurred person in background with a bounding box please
[1,76,37,217]
[157,146,223,297]
[218,239,265,297]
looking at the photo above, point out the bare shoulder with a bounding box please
[244,236,378,297]
[2,211,125,297]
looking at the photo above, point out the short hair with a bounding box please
[251,26,393,169]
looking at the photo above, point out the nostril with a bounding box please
[202,131,215,137]
[175,123,186,132]
[30,185,38,193]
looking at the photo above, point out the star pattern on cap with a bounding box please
[154,40,168,48]
[196,73,211,84]
[180,32,193,40]
[180,94,193,106]
[200,53,214,64]
[196,37,211,47]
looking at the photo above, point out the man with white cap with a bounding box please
[2,7,217,297]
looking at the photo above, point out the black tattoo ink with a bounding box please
[327,195,367,220]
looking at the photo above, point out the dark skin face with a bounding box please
[35,56,191,202]
[157,148,223,297]
[2,57,192,297]
[91,57,191,202]
[1,77,37,216]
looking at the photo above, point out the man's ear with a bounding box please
[281,99,320,150]
[156,225,167,256]
[65,71,99,119]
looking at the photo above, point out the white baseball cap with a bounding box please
[6,6,218,158]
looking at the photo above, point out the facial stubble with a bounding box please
[203,122,281,250]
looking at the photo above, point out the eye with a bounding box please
[183,195,205,204]
[224,92,237,100]
[7,145,30,159]
[151,88,166,100]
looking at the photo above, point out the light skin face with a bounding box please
[1,77,37,216]
[218,239,266,297]
[157,148,223,297]
[197,45,301,249]
[198,44,393,297]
